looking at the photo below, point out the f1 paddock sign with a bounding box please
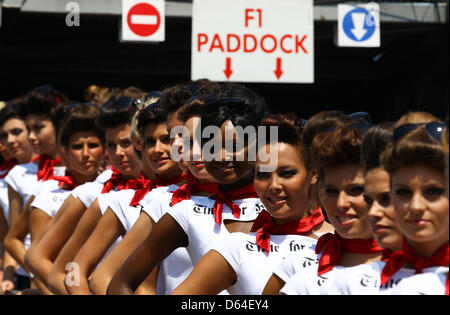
[121,0,165,42]
[337,2,380,47]
[191,0,314,83]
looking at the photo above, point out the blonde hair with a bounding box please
[443,126,449,155]
[130,95,160,140]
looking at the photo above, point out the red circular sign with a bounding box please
[127,3,161,37]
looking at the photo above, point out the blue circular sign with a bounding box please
[342,8,376,42]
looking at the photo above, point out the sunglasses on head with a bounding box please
[348,111,371,122]
[65,102,99,112]
[393,122,446,144]
[101,96,136,111]
[204,95,246,107]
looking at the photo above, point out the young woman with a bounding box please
[0,101,36,295]
[380,112,448,295]
[81,82,218,295]
[107,84,268,295]
[28,103,105,243]
[87,95,215,295]
[297,123,405,295]
[3,86,66,292]
[3,103,104,294]
[24,96,143,291]
[277,120,385,295]
[65,101,188,295]
[83,83,220,295]
[168,113,333,295]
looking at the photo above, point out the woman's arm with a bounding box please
[89,212,155,295]
[25,198,88,286]
[170,250,236,295]
[107,213,189,295]
[134,265,161,295]
[0,206,8,267]
[0,252,17,295]
[29,209,51,243]
[3,197,32,272]
[7,185,23,226]
[66,208,124,295]
[46,199,102,294]
[262,274,285,295]
[27,194,75,253]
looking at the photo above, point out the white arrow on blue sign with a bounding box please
[338,3,380,47]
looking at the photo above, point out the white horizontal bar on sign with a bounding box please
[11,0,448,23]
[130,14,158,25]
[16,0,192,17]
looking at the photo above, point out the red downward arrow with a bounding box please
[224,57,233,79]
[274,58,283,79]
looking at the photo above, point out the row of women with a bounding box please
[0,80,448,295]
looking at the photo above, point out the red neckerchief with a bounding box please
[315,232,384,276]
[170,173,219,206]
[250,206,325,253]
[35,155,63,181]
[50,171,80,189]
[212,182,258,225]
[381,249,393,262]
[129,171,189,207]
[0,159,18,178]
[101,168,149,193]
[381,239,449,290]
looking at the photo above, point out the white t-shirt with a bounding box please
[211,231,318,295]
[5,162,61,277]
[30,188,72,219]
[105,189,140,232]
[5,162,39,207]
[390,268,449,295]
[166,195,264,266]
[72,169,114,208]
[138,184,194,295]
[279,266,339,295]
[329,261,449,295]
[276,246,351,295]
[0,178,10,225]
[273,245,320,283]
[30,166,66,198]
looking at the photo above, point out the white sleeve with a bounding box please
[97,192,114,215]
[107,190,135,231]
[210,233,243,275]
[165,200,192,236]
[30,191,53,218]
[94,169,113,183]
[280,272,309,295]
[75,182,103,207]
[4,165,23,193]
[273,253,298,283]
[140,188,167,223]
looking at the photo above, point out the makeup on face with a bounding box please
[65,131,104,177]
[204,120,255,186]
[143,122,181,179]
[391,165,448,250]
[26,115,58,156]
[364,167,402,250]
[255,142,312,225]
[319,164,373,240]
[105,124,140,178]
[1,118,33,163]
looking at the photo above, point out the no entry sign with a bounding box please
[191,0,314,83]
[122,0,165,42]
